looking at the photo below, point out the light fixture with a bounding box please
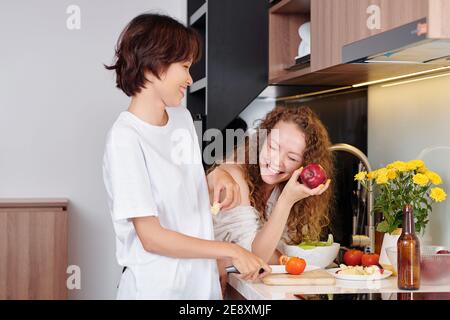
[365,60,424,64]
[277,86,352,102]
[352,66,450,88]
[381,72,450,88]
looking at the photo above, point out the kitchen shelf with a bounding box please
[270,0,310,14]
[269,1,310,83]
[189,3,206,83]
[188,0,206,17]
[189,2,206,26]
[190,77,206,93]
[187,0,268,132]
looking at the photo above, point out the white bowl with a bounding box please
[282,242,340,269]
[385,245,444,274]
[387,245,450,284]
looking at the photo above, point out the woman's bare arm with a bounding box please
[209,165,330,263]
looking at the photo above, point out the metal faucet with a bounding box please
[329,143,375,253]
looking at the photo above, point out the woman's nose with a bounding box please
[187,72,193,86]
[277,155,290,172]
[269,153,282,170]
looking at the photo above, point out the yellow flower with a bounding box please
[355,171,367,181]
[406,162,417,171]
[376,171,389,185]
[407,160,425,171]
[387,169,398,180]
[386,162,396,169]
[430,187,447,202]
[367,171,378,180]
[413,173,430,186]
[425,171,443,185]
[417,166,428,174]
[388,161,409,172]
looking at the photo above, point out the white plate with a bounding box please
[327,268,393,281]
[269,265,321,274]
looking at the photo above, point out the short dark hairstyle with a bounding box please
[105,13,202,97]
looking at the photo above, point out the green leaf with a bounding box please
[376,221,390,233]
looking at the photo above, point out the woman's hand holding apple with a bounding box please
[279,167,331,206]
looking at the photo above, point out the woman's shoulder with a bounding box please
[218,163,251,206]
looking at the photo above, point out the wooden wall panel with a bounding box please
[428,0,450,38]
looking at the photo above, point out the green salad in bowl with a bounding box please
[282,234,340,269]
[297,234,334,250]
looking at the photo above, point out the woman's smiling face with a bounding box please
[146,60,193,107]
[259,120,306,185]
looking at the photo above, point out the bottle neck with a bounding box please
[402,205,415,234]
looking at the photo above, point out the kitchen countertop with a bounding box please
[227,273,450,300]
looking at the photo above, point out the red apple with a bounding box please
[299,163,327,189]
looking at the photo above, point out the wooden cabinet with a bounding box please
[0,199,68,300]
[269,0,450,87]
[269,0,311,83]
[311,0,428,71]
[428,0,450,38]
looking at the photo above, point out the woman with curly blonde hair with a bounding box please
[209,105,334,285]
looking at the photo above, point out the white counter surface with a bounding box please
[228,273,450,300]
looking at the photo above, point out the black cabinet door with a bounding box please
[207,0,269,131]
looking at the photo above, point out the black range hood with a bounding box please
[343,18,450,66]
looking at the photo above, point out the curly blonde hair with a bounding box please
[241,105,334,245]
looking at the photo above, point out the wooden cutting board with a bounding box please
[262,269,336,286]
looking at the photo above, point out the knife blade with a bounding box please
[225,266,265,274]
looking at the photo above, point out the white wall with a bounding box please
[368,75,450,247]
[238,98,276,131]
[0,0,186,299]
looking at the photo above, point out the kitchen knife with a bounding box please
[225,266,266,274]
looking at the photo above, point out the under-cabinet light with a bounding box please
[381,72,450,88]
[352,66,450,88]
[276,86,352,101]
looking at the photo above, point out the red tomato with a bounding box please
[361,253,380,267]
[285,257,307,275]
[279,255,291,265]
[343,250,364,266]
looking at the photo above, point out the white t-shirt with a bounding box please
[102,106,221,300]
[213,186,287,252]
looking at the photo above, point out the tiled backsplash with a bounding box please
[368,76,450,247]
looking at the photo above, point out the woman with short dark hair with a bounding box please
[103,13,270,300]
